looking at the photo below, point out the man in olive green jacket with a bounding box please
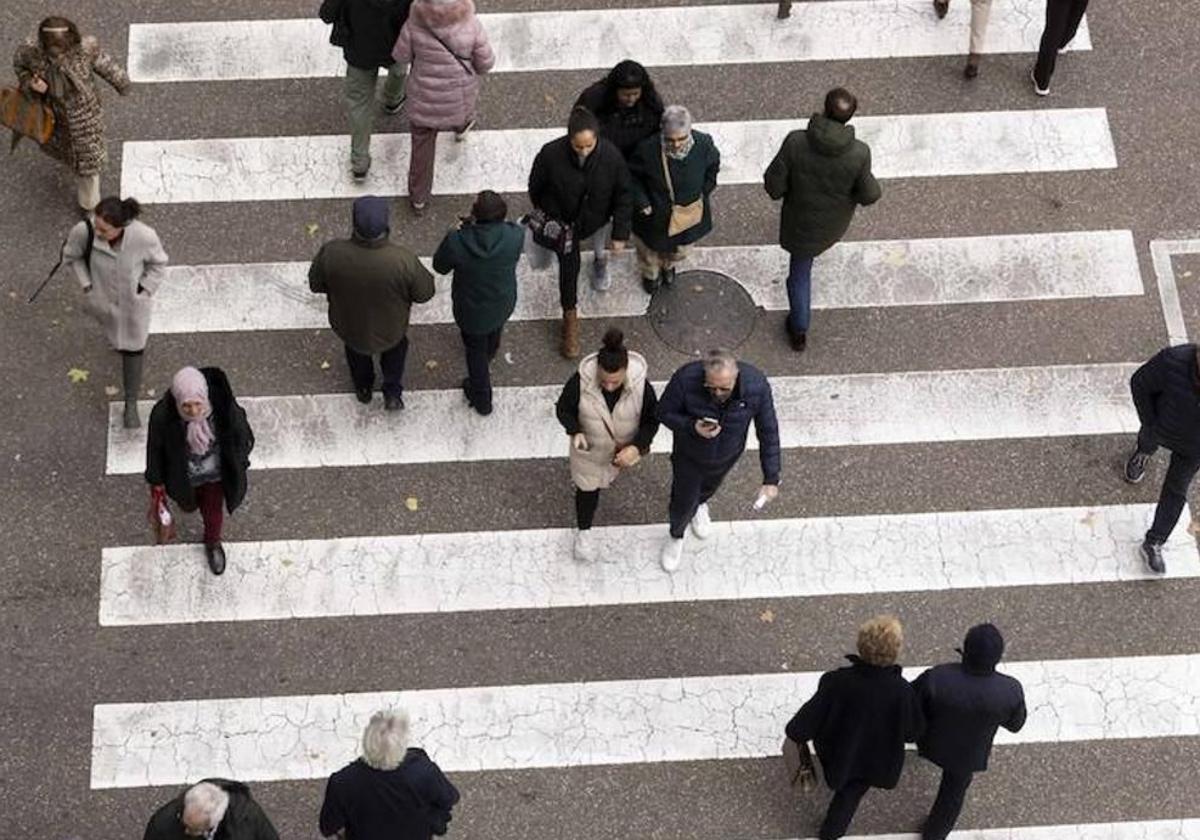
[309,195,435,410]
[764,88,881,352]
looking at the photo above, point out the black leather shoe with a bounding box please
[785,318,807,351]
[204,543,226,576]
[355,386,372,404]
[933,0,948,17]
[661,267,677,287]
[642,275,660,294]
[1140,540,1166,574]
[384,394,405,411]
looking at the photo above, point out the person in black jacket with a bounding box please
[527,106,633,359]
[320,709,459,840]
[145,366,255,576]
[913,623,1026,840]
[655,349,780,572]
[143,779,278,840]
[320,0,412,180]
[1125,344,1200,573]
[785,615,925,840]
[573,60,664,292]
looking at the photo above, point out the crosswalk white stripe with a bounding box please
[125,0,1091,83]
[105,363,1139,474]
[744,818,1200,840]
[89,653,1200,788]
[97,503,1196,627]
[120,110,1117,204]
[150,231,1142,335]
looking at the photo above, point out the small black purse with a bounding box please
[523,208,576,256]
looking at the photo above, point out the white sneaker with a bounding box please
[574,529,598,563]
[1058,41,1072,55]
[1031,68,1050,96]
[660,536,685,572]
[690,503,714,540]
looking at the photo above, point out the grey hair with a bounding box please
[183,782,230,829]
[661,105,692,136]
[703,348,738,375]
[362,709,410,770]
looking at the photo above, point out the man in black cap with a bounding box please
[912,624,1027,840]
[309,195,434,410]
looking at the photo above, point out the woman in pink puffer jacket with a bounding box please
[392,0,495,215]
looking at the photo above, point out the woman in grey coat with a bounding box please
[64,196,169,428]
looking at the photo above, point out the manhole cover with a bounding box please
[647,269,758,355]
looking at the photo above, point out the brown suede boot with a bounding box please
[561,309,581,359]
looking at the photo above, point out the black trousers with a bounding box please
[575,488,601,529]
[344,337,409,399]
[1137,427,1200,544]
[557,249,582,310]
[922,769,974,840]
[819,779,871,840]
[461,327,503,413]
[1033,0,1089,87]
[667,454,737,538]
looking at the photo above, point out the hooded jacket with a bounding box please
[913,625,1027,774]
[763,113,882,258]
[432,219,524,334]
[143,778,279,840]
[786,655,925,791]
[1130,344,1200,457]
[573,73,664,159]
[391,0,494,129]
[528,135,633,242]
[145,368,255,513]
[321,0,412,69]
[309,199,436,353]
[656,360,781,485]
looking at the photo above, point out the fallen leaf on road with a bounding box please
[67,367,89,383]
[147,388,157,396]
[883,248,909,267]
[104,385,119,397]
[405,496,420,512]
[425,359,439,370]
[504,352,514,364]
[319,360,331,370]
[759,609,776,623]
[305,223,320,237]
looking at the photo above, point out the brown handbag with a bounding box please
[0,86,55,148]
[661,149,704,237]
[782,737,817,792]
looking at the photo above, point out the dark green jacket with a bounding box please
[143,779,279,840]
[763,114,882,258]
[628,130,721,252]
[309,235,435,354]
[433,220,523,335]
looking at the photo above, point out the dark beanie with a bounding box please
[961,623,1005,674]
[352,195,390,240]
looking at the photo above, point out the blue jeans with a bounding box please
[786,254,814,334]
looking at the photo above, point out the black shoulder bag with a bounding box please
[29,218,92,303]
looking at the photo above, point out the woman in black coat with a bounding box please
[785,615,925,840]
[145,366,255,576]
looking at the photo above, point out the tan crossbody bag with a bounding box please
[661,150,704,237]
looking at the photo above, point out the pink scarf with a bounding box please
[171,367,215,456]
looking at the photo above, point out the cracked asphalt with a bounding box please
[2,0,1200,838]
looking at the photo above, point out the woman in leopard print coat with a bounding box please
[13,16,131,212]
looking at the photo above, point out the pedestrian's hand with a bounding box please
[572,433,590,451]
[640,206,652,216]
[694,419,721,438]
[29,76,48,94]
[611,240,627,252]
[612,445,640,468]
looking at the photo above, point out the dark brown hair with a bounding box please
[597,328,628,373]
[37,16,82,51]
[471,190,507,223]
[94,197,142,227]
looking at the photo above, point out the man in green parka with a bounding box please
[764,88,881,352]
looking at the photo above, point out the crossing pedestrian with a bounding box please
[146,366,255,576]
[655,348,780,572]
[556,328,660,563]
[573,60,665,291]
[913,623,1027,840]
[320,709,460,840]
[1124,344,1200,574]
[784,615,925,840]
[764,87,881,352]
[527,106,632,358]
[63,196,168,429]
[391,0,495,216]
[931,0,993,78]
[12,16,131,213]
[309,195,435,410]
[143,779,279,840]
[319,0,413,181]
[1031,0,1089,95]
[627,105,721,294]
[432,190,524,416]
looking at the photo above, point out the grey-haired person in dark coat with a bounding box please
[143,779,278,840]
[912,623,1027,840]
